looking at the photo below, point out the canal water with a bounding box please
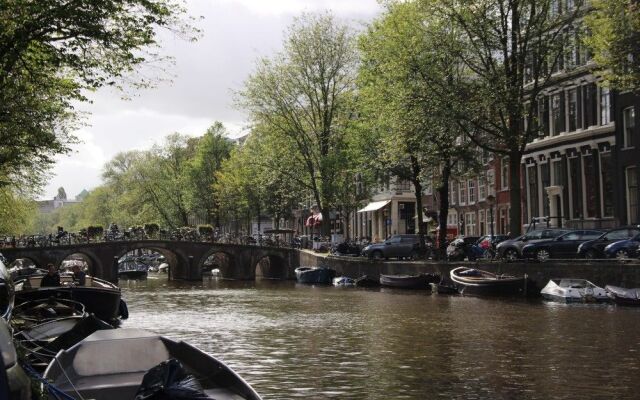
[120,275,640,400]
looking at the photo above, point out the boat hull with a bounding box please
[118,270,148,279]
[450,267,526,296]
[43,329,262,400]
[605,285,640,306]
[379,274,438,289]
[541,279,608,303]
[295,267,336,284]
[15,287,121,323]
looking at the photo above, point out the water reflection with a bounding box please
[121,275,640,399]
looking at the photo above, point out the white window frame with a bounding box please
[501,158,509,190]
[623,106,635,149]
[599,151,614,218]
[600,87,611,125]
[626,167,637,225]
[468,180,476,204]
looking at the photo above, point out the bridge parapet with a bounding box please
[1,241,298,283]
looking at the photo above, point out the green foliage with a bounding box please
[197,224,214,236]
[238,12,358,234]
[585,0,640,91]
[144,223,160,237]
[0,0,196,192]
[87,225,104,238]
[0,188,35,235]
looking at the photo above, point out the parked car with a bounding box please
[496,228,571,262]
[361,234,430,260]
[604,233,640,259]
[577,226,640,259]
[521,230,604,262]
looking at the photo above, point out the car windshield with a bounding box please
[561,232,581,241]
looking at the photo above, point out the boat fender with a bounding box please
[118,299,129,320]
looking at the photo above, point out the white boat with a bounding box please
[332,276,355,287]
[540,279,608,303]
[157,263,169,273]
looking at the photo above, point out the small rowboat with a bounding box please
[450,267,526,296]
[354,275,380,288]
[333,276,355,287]
[43,329,262,400]
[605,285,640,306]
[379,273,439,289]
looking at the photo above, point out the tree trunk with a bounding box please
[438,164,451,259]
[410,156,425,236]
[509,150,523,236]
[320,208,330,237]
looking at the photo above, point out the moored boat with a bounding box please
[540,279,608,303]
[430,278,459,295]
[118,260,148,279]
[14,273,125,323]
[43,328,262,400]
[605,285,640,306]
[450,267,527,296]
[333,276,355,287]
[354,275,380,287]
[295,266,336,284]
[379,273,439,289]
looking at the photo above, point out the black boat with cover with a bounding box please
[450,267,527,296]
[379,273,439,289]
[14,273,125,323]
[43,328,262,400]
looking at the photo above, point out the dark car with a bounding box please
[521,230,604,262]
[496,228,571,262]
[361,234,428,260]
[604,233,640,259]
[577,226,640,259]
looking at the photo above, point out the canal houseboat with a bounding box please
[540,279,608,303]
[450,267,527,296]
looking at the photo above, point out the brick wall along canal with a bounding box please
[120,275,640,400]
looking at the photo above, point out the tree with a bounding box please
[0,0,195,191]
[359,1,476,253]
[238,13,358,235]
[585,0,640,91]
[185,122,234,226]
[428,0,583,234]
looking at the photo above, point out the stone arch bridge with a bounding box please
[1,241,299,283]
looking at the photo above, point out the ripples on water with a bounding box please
[120,276,640,400]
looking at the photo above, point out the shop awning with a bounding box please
[357,200,391,213]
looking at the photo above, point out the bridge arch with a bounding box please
[112,244,184,280]
[59,252,95,275]
[198,250,235,279]
[255,254,287,280]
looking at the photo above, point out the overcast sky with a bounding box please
[42,0,382,200]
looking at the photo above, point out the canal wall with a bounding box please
[298,250,640,294]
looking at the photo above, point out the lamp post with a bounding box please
[487,194,495,237]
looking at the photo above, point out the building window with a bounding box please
[600,152,614,217]
[541,162,550,217]
[479,176,486,200]
[460,181,467,205]
[583,154,598,218]
[569,157,583,219]
[501,158,509,190]
[627,167,638,224]
[567,88,579,132]
[451,181,458,205]
[600,87,611,125]
[551,92,564,135]
[583,83,598,128]
[538,96,549,137]
[465,212,476,236]
[487,170,496,196]
[624,106,636,148]
[468,180,476,203]
[528,165,539,220]
[552,159,565,187]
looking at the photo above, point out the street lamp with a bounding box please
[487,194,495,237]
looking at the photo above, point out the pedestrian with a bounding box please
[72,265,86,286]
[41,264,61,287]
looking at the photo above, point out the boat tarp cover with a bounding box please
[457,269,481,277]
[135,358,212,400]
